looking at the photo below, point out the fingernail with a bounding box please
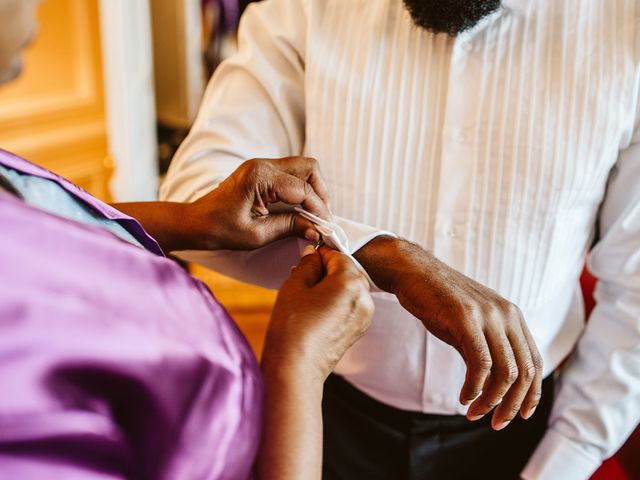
[304,228,320,242]
[289,266,297,274]
[467,413,484,421]
[303,245,316,257]
[494,420,510,431]
[523,406,537,420]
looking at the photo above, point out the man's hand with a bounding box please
[262,246,375,383]
[355,236,543,431]
[189,156,331,250]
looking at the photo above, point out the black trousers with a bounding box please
[322,374,554,480]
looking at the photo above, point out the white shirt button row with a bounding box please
[461,41,474,53]
[452,129,469,144]
[444,224,462,238]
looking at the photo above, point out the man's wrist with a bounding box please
[354,236,426,295]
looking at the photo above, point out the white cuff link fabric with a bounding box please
[295,207,395,292]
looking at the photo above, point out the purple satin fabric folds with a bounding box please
[0,151,263,479]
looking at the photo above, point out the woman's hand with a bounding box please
[188,156,331,251]
[113,156,331,253]
[262,246,374,383]
[258,246,374,480]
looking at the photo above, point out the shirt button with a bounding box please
[453,129,468,143]
[430,394,444,405]
[461,41,473,52]
[445,225,457,238]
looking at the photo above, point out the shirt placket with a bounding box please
[422,28,489,413]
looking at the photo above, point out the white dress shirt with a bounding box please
[160,0,640,478]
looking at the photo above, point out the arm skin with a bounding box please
[354,235,543,431]
[112,202,202,253]
[259,363,325,479]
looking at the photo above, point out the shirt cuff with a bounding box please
[521,429,602,480]
[335,216,397,254]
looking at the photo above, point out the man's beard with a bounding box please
[403,0,502,36]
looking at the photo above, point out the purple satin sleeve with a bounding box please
[0,149,164,256]
[0,158,263,478]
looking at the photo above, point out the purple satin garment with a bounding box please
[202,0,240,32]
[0,151,263,479]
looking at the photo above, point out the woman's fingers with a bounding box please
[317,247,370,291]
[288,246,324,288]
[271,156,331,207]
[266,168,330,219]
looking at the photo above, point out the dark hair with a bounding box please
[403,0,501,36]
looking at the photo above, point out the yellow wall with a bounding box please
[0,0,110,199]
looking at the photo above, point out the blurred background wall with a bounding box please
[0,0,272,355]
[0,0,110,198]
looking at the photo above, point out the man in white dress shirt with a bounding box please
[161,0,640,478]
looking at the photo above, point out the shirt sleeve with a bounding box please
[159,0,392,289]
[522,123,640,478]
